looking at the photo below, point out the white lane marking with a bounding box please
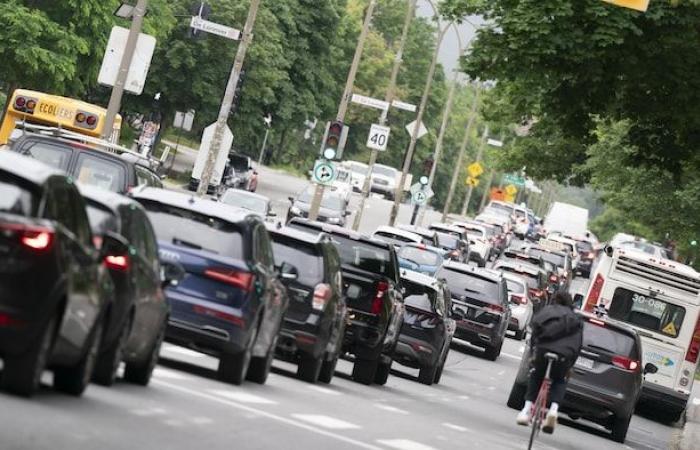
[518,346,525,354]
[163,419,184,427]
[376,439,437,450]
[442,422,470,432]
[191,417,214,425]
[497,370,505,376]
[153,367,192,380]
[488,386,496,391]
[209,390,278,405]
[130,407,167,416]
[154,380,382,450]
[291,414,361,430]
[693,397,700,406]
[458,395,470,400]
[309,385,342,396]
[374,404,410,415]
[501,352,521,361]
[161,344,205,359]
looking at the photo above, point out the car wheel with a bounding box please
[506,382,527,410]
[123,322,165,386]
[318,352,339,384]
[93,315,132,386]
[2,316,56,397]
[218,323,258,385]
[483,340,502,361]
[374,358,392,385]
[54,320,103,397]
[418,363,437,385]
[297,354,323,383]
[434,350,448,384]
[610,414,632,443]
[352,357,378,385]
[246,337,277,385]
[478,259,486,268]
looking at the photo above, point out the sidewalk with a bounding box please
[674,395,700,449]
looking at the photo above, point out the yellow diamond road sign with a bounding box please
[465,176,479,187]
[467,162,484,178]
[602,0,649,12]
[505,184,518,196]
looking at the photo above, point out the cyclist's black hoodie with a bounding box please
[530,304,583,361]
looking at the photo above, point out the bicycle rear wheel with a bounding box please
[527,401,542,450]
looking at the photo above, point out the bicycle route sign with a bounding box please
[312,159,337,185]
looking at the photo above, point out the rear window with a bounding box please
[439,268,501,304]
[374,231,416,246]
[0,173,37,217]
[529,249,566,268]
[141,200,244,258]
[436,232,459,249]
[332,235,395,279]
[505,279,526,294]
[18,142,72,170]
[608,287,685,338]
[398,246,442,267]
[86,201,118,235]
[75,154,127,192]
[583,321,638,358]
[271,237,323,286]
[402,279,438,313]
[464,227,484,237]
[497,265,540,289]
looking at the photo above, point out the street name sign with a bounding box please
[391,99,417,113]
[351,94,390,111]
[190,16,242,40]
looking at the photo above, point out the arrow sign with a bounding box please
[312,160,337,185]
[190,16,241,40]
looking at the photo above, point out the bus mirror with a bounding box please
[604,245,614,257]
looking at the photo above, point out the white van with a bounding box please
[581,245,700,421]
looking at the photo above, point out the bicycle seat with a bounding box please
[544,352,559,362]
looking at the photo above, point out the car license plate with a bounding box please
[575,357,594,370]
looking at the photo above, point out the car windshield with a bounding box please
[140,200,244,258]
[229,155,249,171]
[0,173,37,217]
[528,248,566,268]
[220,190,267,214]
[85,202,118,235]
[618,240,668,258]
[439,268,501,304]
[331,235,394,279]
[398,246,441,267]
[373,165,395,178]
[576,241,593,253]
[271,238,323,286]
[464,227,485,238]
[497,265,540,289]
[583,321,638,359]
[436,232,459,249]
[402,278,438,313]
[608,287,685,338]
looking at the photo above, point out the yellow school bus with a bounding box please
[0,89,122,145]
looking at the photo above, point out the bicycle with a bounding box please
[527,352,559,450]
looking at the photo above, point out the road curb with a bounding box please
[675,401,700,450]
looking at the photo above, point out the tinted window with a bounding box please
[496,265,540,289]
[576,241,593,253]
[135,166,159,187]
[583,321,638,358]
[332,235,394,279]
[0,173,38,216]
[68,187,92,247]
[374,232,416,246]
[221,190,267,214]
[528,249,566,268]
[255,225,274,269]
[19,141,72,170]
[86,201,118,235]
[439,268,501,304]
[75,154,127,192]
[402,279,438,313]
[608,287,685,338]
[398,246,442,266]
[229,155,249,171]
[271,237,323,286]
[141,200,244,258]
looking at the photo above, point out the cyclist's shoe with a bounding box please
[516,408,531,426]
[542,410,557,434]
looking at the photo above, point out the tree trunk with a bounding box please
[0,82,18,126]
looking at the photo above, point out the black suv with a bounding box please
[507,313,658,443]
[80,185,169,386]
[0,152,113,397]
[437,261,511,361]
[11,134,162,194]
[287,218,404,385]
[268,226,347,384]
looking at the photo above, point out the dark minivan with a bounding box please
[437,261,511,361]
[508,313,658,443]
[132,188,289,385]
[0,152,112,397]
[268,226,347,383]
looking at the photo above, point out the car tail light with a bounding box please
[549,274,558,283]
[104,254,130,272]
[0,313,24,327]
[487,304,504,314]
[1,223,54,252]
[371,281,388,315]
[584,273,605,312]
[685,315,700,363]
[587,251,596,259]
[612,355,640,372]
[312,283,332,311]
[528,288,544,298]
[14,96,37,113]
[510,295,527,305]
[205,268,255,292]
[450,250,460,258]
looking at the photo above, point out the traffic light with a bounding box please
[321,120,348,160]
[188,2,211,39]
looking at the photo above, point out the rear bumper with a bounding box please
[393,334,439,368]
[165,317,247,356]
[453,320,500,347]
[639,383,689,412]
[562,380,636,421]
[342,316,384,357]
[277,316,328,359]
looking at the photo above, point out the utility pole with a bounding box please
[197,0,261,196]
[478,169,494,211]
[352,0,415,231]
[103,0,148,140]
[389,23,451,226]
[441,86,479,222]
[460,125,488,216]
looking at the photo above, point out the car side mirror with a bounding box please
[573,293,584,309]
[643,363,658,375]
[278,261,298,282]
[288,196,295,203]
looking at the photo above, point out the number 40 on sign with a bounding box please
[367,123,391,151]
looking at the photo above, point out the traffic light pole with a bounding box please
[441,87,479,222]
[460,125,488,216]
[102,0,148,141]
[309,0,377,221]
[352,0,415,231]
[197,0,261,197]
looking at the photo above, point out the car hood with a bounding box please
[293,202,342,218]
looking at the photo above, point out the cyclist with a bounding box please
[516,291,583,433]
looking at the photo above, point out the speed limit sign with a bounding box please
[367,123,391,151]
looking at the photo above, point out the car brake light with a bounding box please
[205,268,255,292]
[450,250,460,257]
[528,288,544,298]
[612,356,640,372]
[549,275,558,282]
[1,223,54,251]
[487,304,504,313]
[371,281,388,315]
[104,254,130,272]
[685,315,700,363]
[313,283,332,311]
[510,295,527,305]
[584,273,605,312]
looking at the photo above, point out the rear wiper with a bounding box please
[172,238,202,250]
